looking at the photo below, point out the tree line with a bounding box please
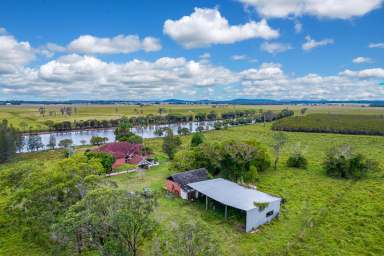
[38,109,294,132]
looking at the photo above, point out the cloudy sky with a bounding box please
[1,0,384,100]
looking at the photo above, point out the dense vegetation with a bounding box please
[0,120,21,162]
[272,114,384,136]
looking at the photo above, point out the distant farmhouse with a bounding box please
[166,169,282,232]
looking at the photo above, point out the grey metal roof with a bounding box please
[188,178,281,211]
[167,168,209,190]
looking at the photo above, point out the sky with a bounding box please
[0,0,384,101]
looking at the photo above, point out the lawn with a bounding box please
[1,123,383,255]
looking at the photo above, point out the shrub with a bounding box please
[323,144,378,179]
[85,151,116,173]
[287,154,308,169]
[191,132,205,147]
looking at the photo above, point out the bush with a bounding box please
[191,132,205,147]
[323,144,378,179]
[85,151,116,173]
[287,154,308,169]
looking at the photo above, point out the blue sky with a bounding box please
[0,0,384,100]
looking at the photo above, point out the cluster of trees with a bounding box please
[1,151,219,255]
[0,119,22,163]
[173,139,271,183]
[0,154,158,255]
[272,114,384,136]
[323,144,378,179]
[90,135,109,145]
[43,109,294,132]
[114,117,143,143]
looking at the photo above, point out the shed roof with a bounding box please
[188,178,281,211]
[167,168,209,190]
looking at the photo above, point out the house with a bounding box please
[188,178,282,232]
[166,168,209,200]
[95,142,144,169]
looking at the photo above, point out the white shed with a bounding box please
[188,178,281,232]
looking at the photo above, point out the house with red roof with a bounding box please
[95,142,144,169]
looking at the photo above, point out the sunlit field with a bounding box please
[1,123,383,255]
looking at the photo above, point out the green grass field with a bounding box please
[273,113,384,136]
[1,104,383,131]
[1,122,383,255]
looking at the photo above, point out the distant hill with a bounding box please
[1,98,384,106]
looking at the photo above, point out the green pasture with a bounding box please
[1,123,384,255]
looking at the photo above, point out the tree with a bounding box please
[213,122,222,130]
[55,188,157,256]
[178,127,190,136]
[155,219,220,256]
[47,134,56,149]
[323,144,378,179]
[162,129,181,160]
[154,128,165,136]
[1,154,105,244]
[85,151,115,173]
[80,139,87,146]
[90,136,108,146]
[191,132,205,147]
[0,119,19,162]
[27,134,44,151]
[272,132,288,170]
[59,139,73,148]
[300,108,308,116]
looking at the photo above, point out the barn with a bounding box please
[166,168,209,200]
[188,178,282,232]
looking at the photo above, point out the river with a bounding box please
[20,121,217,152]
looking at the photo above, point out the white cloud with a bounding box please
[302,36,334,51]
[231,55,247,60]
[294,20,302,33]
[240,63,285,80]
[239,0,383,19]
[0,55,237,99]
[369,42,384,48]
[199,53,211,59]
[340,68,384,78]
[260,42,292,54]
[0,27,7,34]
[67,34,161,54]
[0,35,35,73]
[352,57,372,64]
[163,7,279,48]
[239,63,384,100]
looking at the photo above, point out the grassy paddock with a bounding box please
[273,114,384,136]
[1,124,383,255]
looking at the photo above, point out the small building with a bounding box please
[166,168,209,200]
[188,178,281,232]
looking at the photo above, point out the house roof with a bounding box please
[188,178,281,211]
[96,142,142,159]
[167,168,209,190]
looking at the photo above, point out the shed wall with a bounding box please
[245,200,281,232]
